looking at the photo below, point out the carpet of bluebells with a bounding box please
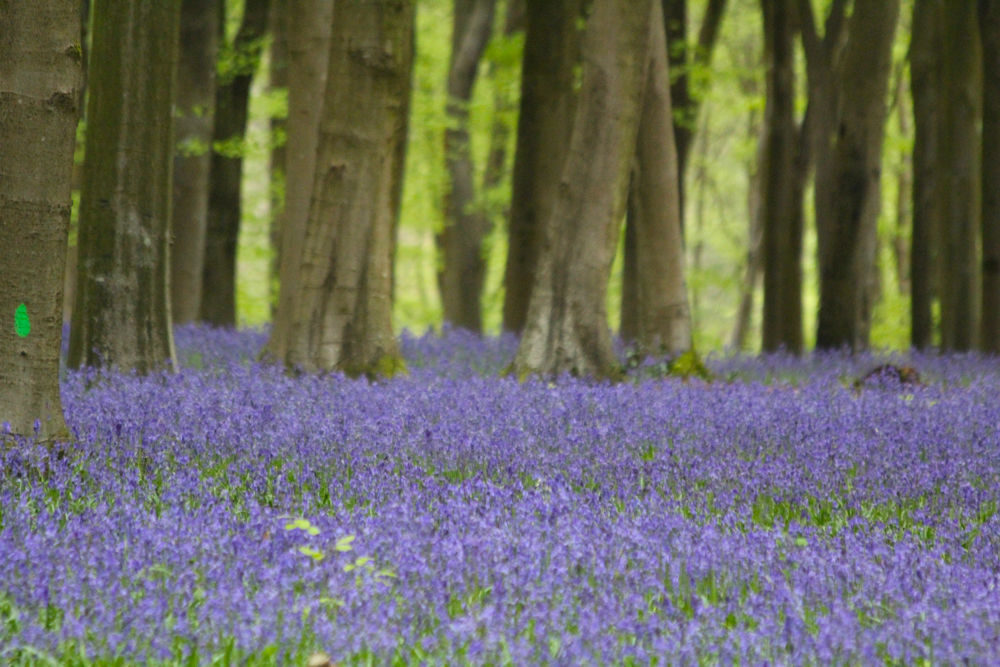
[2,325,1000,665]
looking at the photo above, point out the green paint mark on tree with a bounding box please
[14,303,30,338]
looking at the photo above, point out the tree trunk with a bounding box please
[501,0,583,333]
[910,0,941,350]
[0,0,81,442]
[662,0,728,232]
[68,0,180,374]
[622,1,692,356]
[438,0,497,332]
[200,0,270,327]
[730,77,766,351]
[760,0,802,353]
[264,0,332,362]
[982,0,1000,352]
[814,0,900,351]
[480,0,523,233]
[512,0,652,380]
[937,0,982,351]
[278,0,414,377]
[268,0,288,319]
[170,0,218,324]
[892,63,912,294]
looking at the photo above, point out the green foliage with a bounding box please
[667,348,712,381]
[339,354,409,381]
[212,136,247,159]
[216,35,269,86]
[176,137,210,158]
[624,347,713,382]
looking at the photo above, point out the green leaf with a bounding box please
[284,518,320,536]
[14,303,30,338]
[298,546,325,562]
[334,534,355,552]
[343,555,373,572]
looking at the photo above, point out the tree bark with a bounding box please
[982,0,1000,352]
[438,0,497,332]
[480,0,524,222]
[910,0,941,350]
[760,0,802,353]
[814,0,900,351]
[512,0,652,380]
[730,74,766,351]
[622,1,692,356]
[891,62,912,294]
[937,0,982,351]
[268,0,288,318]
[68,0,180,374]
[200,0,270,327]
[265,0,332,362]
[277,0,414,377]
[662,0,728,231]
[0,0,81,441]
[170,0,218,324]
[501,0,583,333]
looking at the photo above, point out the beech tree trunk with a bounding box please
[268,0,288,318]
[662,0,728,230]
[200,0,270,326]
[730,82,766,351]
[502,0,583,333]
[512,0,652,380]
[892,64,913,294]
[760,0,802,353]
[170,0,218,324]
[982,0,1000,352]
[0,0,81,441]
[265,0,332,362]
[621,1,692,356]
[69,0,180,374]
[438,0,497,332]
[814,0,899,351]
[480,0,524,232]
[277,0,414,377]
[910,0,941,350]
[937,0,982,351]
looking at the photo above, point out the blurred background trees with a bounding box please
[9,0,1000,391]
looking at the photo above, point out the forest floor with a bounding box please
[2,325,999,664]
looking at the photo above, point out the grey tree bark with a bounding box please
[200,0,270,327]
[264,0,332,362]
[512,0,652,380]
[910,0,941,349]
[483,0,524,206]
[438,0,497,332]
[621,0,692,356]
[621,0,726,340]
[170,0,218,324]
[68,0,180,374]
[813,0,900,351]
[730,77,766,351]
[661,0,728,230]
[981,0,1000,352]
[276,0,414,377]
[268,0,288,318]
[760,0,802,353]
[937,0,982,351]
[0,0,81,441]
[501,0,583,333]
